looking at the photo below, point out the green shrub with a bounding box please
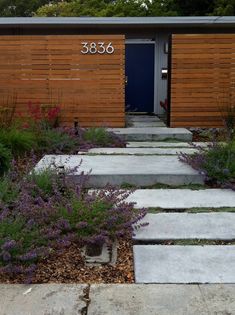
[36,129,78,154]
[180,141,235,186]
[203,142,235,182]
[0,128,37,156]
[28,167,67,198]
[83,127,113,146]
[0,143,12,176]
[0,176,19,204]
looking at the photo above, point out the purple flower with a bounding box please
[2,251,11,262]
[76,221,88,229]
[18,250,38,262]
[1,240,17,251]
[55,218,71,231]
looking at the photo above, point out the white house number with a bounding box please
[81,42,115,55]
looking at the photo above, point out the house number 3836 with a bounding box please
[81,42,115,54]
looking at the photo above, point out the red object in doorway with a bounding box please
[160,99,168,111]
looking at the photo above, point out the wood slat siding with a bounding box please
[170,34,235,128]
[0,35,125,127]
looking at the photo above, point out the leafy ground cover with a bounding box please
[0,102,126,175]
[0,102,138,284]
[0,161,147,283]
[179,141,235,190]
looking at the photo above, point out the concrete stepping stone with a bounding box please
[127,115,162,122]
[127,141,209,148]
[0,284,87,315]
[35,155,204,187]
[126,189,235,209]
[130,121,166,128]
[88,284,235,315]
[134,245,235,283]
[109,127,192,142]
[88,284,208,315]
[80,147,198,155]
[134,213,235,241]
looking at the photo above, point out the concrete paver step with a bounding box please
[134,245,235,284]
[130,121,166,128]
[126,189,235,209]
[0,284,87,315]
[80,147,198,155]
[134,213,235,241]
[109,127,192,142]
[87,284,235,315]
[35,155,204,188]
[127,141,209,148]
[127,115,162,122]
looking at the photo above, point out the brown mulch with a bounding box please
[0,239,134,284]
[192,131,211,142]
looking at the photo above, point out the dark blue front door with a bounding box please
[125,43,155,113]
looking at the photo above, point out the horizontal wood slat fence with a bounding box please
[170,34,235,128]
[0,35,125,127]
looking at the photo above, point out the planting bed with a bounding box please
[0,239,134,284]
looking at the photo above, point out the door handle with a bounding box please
[125,76,128,85]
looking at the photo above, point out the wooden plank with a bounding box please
[0,34,125,127]
[170,33,235,128]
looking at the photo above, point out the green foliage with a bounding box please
[169,0,215,16]
[35,0,232,17]
[0,143,12,176]
[202,142,235,182]
[36,128,78,154]
[36,0,112,17]
[0,128,37,157]
[213,0,235,15]
[0,0,62,17]
[83,127,113,146]
[0,216,45,268]
[105,0,147,17]
[58,197,112,239]
[0,176,19,204]
[28,168,58,197]
[0,0,234,17]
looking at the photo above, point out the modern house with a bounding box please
[0,16,235,127]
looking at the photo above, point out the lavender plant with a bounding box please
[0,161,147,282]
[179,142,235,190]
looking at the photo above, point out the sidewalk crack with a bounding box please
[80,284,91,315]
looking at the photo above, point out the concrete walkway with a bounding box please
[134,245,235,284]
[134,213,235,241]
[35,155,204,187]
[126,188,235,209]
[127,141,209,148]
[127,115,166,127]
[109,127,192,141]
[1,284,235,315]
[80,147,198,155]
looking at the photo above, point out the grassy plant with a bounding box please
[36,128,79,154]
[0,128,37,157]
[0,164,147,281]
[83,127,114,146]
[0,176,19,204]
[180,142,235,189]
[219,88,235,141]
[0,144,12,176]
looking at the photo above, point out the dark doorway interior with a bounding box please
[125,43,155,113]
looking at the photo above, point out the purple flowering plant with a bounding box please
[0,159,147,281]
[179,141,235,190]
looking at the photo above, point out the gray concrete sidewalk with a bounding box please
[35,155,204,187]
[109,127,192,141]
[1,284,235,315]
